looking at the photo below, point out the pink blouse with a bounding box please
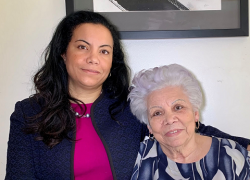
[71,103,113,180]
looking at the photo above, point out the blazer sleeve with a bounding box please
[5,101,37,180]
[199,122,250,149]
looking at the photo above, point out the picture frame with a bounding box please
[65,0,249,39]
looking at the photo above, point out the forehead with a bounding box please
[147,86,189,106]
[71,23,113,44]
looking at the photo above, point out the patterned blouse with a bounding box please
[131,136,250,180]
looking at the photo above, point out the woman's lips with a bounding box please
[165,129,182,137]
[81,68,100,74]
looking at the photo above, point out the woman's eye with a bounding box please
[153,111,162,117]
[78,45,87,50]
[174,105,183,111]
[101,50,109,55]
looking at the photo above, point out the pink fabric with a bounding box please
[71,103,113,180]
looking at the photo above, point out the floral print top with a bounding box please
[131,136,250,180]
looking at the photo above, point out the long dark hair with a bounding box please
[25,11,130,148]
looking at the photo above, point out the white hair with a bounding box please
[128,64,203,125]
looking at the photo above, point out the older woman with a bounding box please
[128,64,250,180]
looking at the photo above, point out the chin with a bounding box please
[163,139,185,148]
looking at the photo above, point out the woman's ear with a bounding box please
[194,111,199,122]
[61,54,66,62]
[147,125,153,134]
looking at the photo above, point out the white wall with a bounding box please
[0,0,249,178]
[0,0,66,177]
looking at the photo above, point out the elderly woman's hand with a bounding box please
[247,144,250,151]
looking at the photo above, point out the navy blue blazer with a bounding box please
[5,92,250,180]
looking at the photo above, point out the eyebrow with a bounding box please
[149,99,185,110]
[171,99,185,105]
[149,106,162,110]
[75,39,113,49]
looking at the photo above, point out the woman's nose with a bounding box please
[162,112,177,125]
[86,51,99,64]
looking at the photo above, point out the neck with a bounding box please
[69,85,102,104]
[160,134,211,163]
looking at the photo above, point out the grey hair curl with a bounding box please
[128,64,203,125]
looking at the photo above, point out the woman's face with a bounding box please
[62,23,113,91]
[147,86,199,150]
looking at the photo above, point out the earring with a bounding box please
[128,86,134,92]
[149,132,155,141]
[195,120,200,130]
[109,72,111,77]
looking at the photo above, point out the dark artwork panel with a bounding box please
[106,0,220,11]
[114,0,181,11]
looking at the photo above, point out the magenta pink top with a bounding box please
[71,103,113,180]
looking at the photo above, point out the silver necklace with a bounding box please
[75,112,91,118]
[70,90,101,118]
[71,107,91,118]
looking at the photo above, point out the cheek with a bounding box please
[65,60,79,77]
[66,56,81,67]
[148,122,161,134]
[179,114,196,130]
[65,61,74,72]
[103,61,112,71]
[186,117,196,132]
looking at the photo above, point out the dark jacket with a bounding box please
[5,92,250,180]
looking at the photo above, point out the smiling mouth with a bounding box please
[165,129,181,137]
[169,130,178,134]
[82,69,100,73]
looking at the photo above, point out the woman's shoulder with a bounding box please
[212,136,250,157]
[17,96,36,104]
[138,137,158,155]
[96,91,140,121]
[208,136,250,178]
[12,96,42,117]
[134,137,158,165]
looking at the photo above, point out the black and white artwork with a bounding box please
[93,0,221,12]
[66,0,247,39]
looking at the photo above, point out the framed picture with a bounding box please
[65,0,249,39]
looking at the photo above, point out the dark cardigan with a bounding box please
[5,92,250,180]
